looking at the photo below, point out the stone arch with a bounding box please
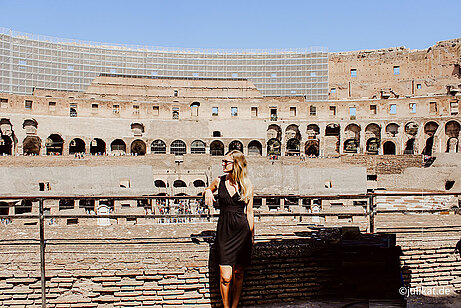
[69,138,86,154]
[131,139,146,156]
[173,180,187,188]
[248,140,262,156]
[154,180,166,188]
[306,124,320,140]
[345,123,361,139]
[267,138,281,156]
[423,122,439,156]
[285,124,301,141]
[445,120,460,138]
[405,122,419,136]
[23,119,38,135]
[23,136,41,155]
[267,124,282,141]
[90,138,106,155]
[424,121,439,136]
[445,120,460,153]
[344,139,359,153]
[325,123,340,156]
[325,123,340,136]
[170,140,187,155]
[193,179,206,187]
[191,140,206,154]
[365,123,381,139]
[190,102,200,117]
[46,134,64,155]
[286,138,300,156]
[305,140,319,157]
[366,138,380,154]
[383,141,396,155]
[229,140,244,153]
[130,123,144,136]
[110,139,126,153]
[447,137,459,153]
[210,140,224,156]
[385,123,400,137]
[151,139,166,154]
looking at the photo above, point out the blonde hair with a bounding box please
[227,150,253,204]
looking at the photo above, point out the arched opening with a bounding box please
[404,139,415,154]
[365,123,381,139]
[69,138,86,154]
[248,140,262,156]
[130,123,144,136]
[151,140,166,154]
[286,138,300,156]
[305,140,319,157]
[23,119,38,135]
[173,180,187,188]
[191,140,206,154]
[193,180,206,187]
[154,180,166,188]
[46,134,64,155]
[366,138,379,154]
[267,138,281,156]
[23,136,41,155]
[267,124,282,140]
[345,124,361,153]
[383,141,396,155]
[110,139,126,153]
[423,122,439,156]
[445,121,460,153]
[285,124,301,141]
[306,124,320,139]
[170,140,186,155]
[325,123,340,136]
[90,138,106,155]
[405,122,419,136]
[229,140,243,153]
[131,139,146,156]
[325,123,340,155]
[190,102,200,117]
[423,137,434,156]
[0,135,12,155]
[385,123,400,137]
[210,140,224,156]
[447,137,459,153]
[344,139,359,153]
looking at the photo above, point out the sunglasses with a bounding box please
[222,160,234,165]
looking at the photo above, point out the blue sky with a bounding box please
[1,0,460,52]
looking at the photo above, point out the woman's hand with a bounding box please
[204,189,215,207]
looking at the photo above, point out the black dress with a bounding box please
[215,175,252,267]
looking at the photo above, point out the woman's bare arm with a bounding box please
[246,188,254,241]
[204,177,219,207]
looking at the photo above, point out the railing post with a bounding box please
[39,198,46,308]
[367,194,375,234]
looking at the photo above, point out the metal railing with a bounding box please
[0,192,460,307]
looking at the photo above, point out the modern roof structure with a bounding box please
[0,28,328,101]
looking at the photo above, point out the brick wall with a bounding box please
[0,223,460,307]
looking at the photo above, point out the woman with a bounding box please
[204,150,254,308]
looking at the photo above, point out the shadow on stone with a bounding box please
[191,227,405,307]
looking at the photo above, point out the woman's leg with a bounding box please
[231,265,245,308]
[219,265,233,308]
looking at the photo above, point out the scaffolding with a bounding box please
[0,28,329,101]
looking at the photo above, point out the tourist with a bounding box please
[204,150,254,308]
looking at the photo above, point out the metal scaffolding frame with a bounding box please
[0,28,328,101]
